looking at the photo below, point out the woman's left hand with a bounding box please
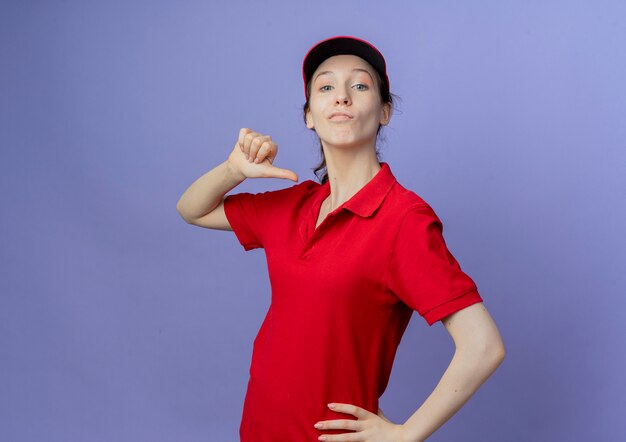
[314,403,406,441]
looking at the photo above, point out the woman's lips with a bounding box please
[329,113,353,121]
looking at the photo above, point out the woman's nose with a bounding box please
[334,90,351,105]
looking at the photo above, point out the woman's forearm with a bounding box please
[401,346,505,442]
[176,159,245,222]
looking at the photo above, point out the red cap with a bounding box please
[302,35,390,100]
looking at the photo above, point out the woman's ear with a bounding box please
[305,109,315,129]
[380,103,392,126]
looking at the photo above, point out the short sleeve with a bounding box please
[386,205,483,326]
[223,190,273,251]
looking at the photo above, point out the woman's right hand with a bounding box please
[227,128,298,182]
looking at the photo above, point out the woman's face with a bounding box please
[305,54,391,150]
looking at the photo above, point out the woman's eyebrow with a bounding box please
[314,68,374,83]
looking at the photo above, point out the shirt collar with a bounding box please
[311,161,397,218]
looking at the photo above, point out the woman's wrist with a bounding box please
[397,423,422,442]
[225,159,246,183]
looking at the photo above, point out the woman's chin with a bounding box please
[321,134,375,149]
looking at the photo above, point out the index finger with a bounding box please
[326,403,368,418]
[238,128,252,149]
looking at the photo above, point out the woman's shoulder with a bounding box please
[241,179,318,197]
[235,179,319,208]
[384,182,446,238]
[264,179,319,199]
[387,180,437,216]
[290,179,320,193]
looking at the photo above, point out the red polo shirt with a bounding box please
[223,161,483,441]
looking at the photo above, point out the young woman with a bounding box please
[177,36,505,442]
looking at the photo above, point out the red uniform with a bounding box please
[223,161,483,441]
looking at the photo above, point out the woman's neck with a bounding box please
[322,146,381,210]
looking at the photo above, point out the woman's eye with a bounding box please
[318,83,368,92]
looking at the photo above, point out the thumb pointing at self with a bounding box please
[261,161,299,182]
[230,129,299,182]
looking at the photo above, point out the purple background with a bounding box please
[2,1,625,441]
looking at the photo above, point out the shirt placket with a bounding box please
[298,206,343,261]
